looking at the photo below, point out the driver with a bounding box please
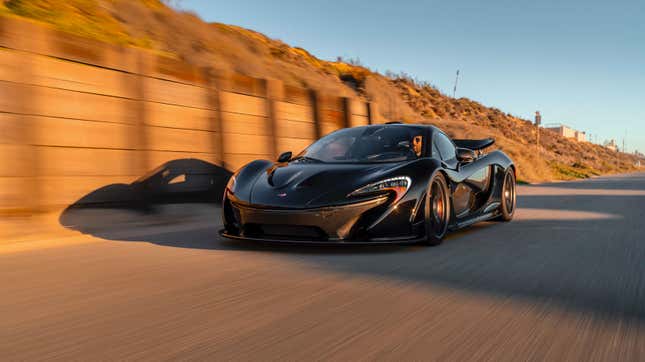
[412,135,423,156]
[326,136,352,160]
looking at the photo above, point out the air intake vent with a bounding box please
[244,224,327,240]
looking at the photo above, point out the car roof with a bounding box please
[352,123,442,134]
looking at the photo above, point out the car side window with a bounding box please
[434,133,456,161]
[432,142,441,159]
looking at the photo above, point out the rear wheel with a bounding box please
[496,168,516,221]
[423,173,450,246]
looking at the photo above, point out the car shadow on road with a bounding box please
[60,200,422,256]
[59,176,645,322]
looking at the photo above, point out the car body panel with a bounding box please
[221,124,515,244]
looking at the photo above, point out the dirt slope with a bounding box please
[2,0,640,182]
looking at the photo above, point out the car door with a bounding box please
[433,132,473,218]
[439,134,492,218]
[433,132,458,170]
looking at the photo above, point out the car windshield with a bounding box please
[294,126,424,163]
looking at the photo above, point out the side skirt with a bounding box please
[448,211,499,231]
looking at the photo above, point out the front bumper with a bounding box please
[222,195,421,243]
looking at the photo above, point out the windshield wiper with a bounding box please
[292,156,324,163]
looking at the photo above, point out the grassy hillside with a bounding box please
[2,0,641,182]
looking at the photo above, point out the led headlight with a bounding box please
[348,176,411,203]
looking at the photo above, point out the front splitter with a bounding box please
[219,229,425,245]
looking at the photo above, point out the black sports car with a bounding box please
[220,123,516,245]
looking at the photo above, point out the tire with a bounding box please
[496,168,516,222]
[423,172,450,246]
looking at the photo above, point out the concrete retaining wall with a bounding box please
[0,16,379,212]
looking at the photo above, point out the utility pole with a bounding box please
[453,70,460,98]
[623,137,627,153]
[535,111,541,156]
[623,130,626,153]
[610,137,620,169]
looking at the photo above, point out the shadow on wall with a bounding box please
[59,158,232,219]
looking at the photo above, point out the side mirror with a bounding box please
[456,147,475,163]
[277,151,292,163]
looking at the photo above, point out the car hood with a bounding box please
[247,161,405,208]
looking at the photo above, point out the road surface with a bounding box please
[2,173,645,360]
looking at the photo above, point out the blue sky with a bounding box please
[180,0,644,153]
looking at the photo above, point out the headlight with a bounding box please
[348,176,411,203]
[226,175,236,194]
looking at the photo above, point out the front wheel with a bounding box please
[423,173,450,246]
[496,168,516,221]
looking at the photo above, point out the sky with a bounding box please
[180,0,645,153]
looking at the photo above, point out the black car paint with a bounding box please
[221,124,514,244]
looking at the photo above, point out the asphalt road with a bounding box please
[2,173,645,360]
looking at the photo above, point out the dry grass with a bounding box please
[3,0,152,46]
[1,0,640,182]
[375,76,639,181]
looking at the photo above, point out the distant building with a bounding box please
[544,123,586,142]
[604,139,618,152]
[574,130,586,142]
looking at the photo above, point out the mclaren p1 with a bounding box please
[220,123,516,245]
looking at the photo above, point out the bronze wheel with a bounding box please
[497,168,516,221]
[424,173,450,245]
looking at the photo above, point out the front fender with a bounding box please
[228,159,274,202]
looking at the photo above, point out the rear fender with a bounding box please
[443,150,513,184]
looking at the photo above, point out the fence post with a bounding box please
[10,44,40,213]
[342,97,352,129]
[310,90,323,139]
[0,18,45,213]
[265,79,283,159]
[129,53,151,209]
[203,68,226,169]
[367,102,377,125]
[133,54,150,175]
